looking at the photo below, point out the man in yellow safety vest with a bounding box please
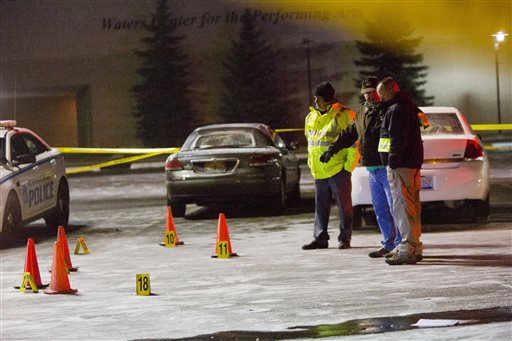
[302,81,359,250]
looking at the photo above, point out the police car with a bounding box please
[0,120,69,242]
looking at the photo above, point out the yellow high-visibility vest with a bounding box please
[305,102,359,179]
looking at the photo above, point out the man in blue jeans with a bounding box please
[320,76,400,257]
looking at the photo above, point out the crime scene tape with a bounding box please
[275,128,305,133]
[470,124,512,131]
[58,123,510,174]
[277,124,512,132]
[484,144,512,151]
[56,147,176,154]
[57,147,179,175]
[279,126,511,151]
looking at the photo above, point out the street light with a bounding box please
[302,38,313,106]
[492,31,508,127]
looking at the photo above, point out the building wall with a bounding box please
[0,95,77,146]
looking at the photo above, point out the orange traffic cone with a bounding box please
[212,213,238,258]
[57,226,78,272]
[14,238,49,290]
[159,206,184,247]
[44,240,78,295]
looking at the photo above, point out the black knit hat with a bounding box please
[361,76,379,94]
[314,81,335,102]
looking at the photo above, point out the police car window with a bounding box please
[11,135,31,159]
[22,134,48,155]
[0,138,4,161]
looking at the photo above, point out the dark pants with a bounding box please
[314,169,353,244]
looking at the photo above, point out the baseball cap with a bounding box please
[361,76,379,94]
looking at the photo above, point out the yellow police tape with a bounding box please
[58,123,510,174]
[470,124,512,131]
[277,125,512,132]
[56,147,177,154]
[275,128,305,133]
[58,148,179,175]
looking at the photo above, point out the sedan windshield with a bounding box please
[422,113,465,135]
[193,132,255,149]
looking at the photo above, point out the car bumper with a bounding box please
[166,169,282,204]
[351,160,490,206]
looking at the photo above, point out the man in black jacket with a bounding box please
[320,76,400,258]
[377,77,423,265]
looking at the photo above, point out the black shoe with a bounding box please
[302,240,328,250]
[338,242,351,249]
[368,248,390,258]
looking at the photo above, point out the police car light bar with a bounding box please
[0,120,17,129]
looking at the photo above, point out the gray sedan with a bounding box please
[165,123,300,217]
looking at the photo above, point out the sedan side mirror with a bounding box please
[12,153,36,166]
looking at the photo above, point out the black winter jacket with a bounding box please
[329,101,384,167]
[379,92,423,169]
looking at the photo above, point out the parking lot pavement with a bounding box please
[1,212,511,340]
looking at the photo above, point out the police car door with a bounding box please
[10,133,55,219]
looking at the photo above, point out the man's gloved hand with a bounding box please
[320,149,334,163]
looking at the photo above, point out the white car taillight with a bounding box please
[165,158,184,171]
[463,139,485,160]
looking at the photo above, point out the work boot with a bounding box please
[414,250,423,262]
[338,242,351,249]
[302,239,328,250]
[386,249,422,262]
[368,248,391,258]
[385,249,398,258]
[385,251,417,265]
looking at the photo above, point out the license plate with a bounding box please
[421,176,434,190]
[204,160,226,172]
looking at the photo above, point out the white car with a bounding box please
[0,121,69,243]
[352,106,490,227]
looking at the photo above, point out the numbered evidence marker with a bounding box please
[164,231,176,248]
[136,274,151,296]
[74,236,90,255]
[216,241,230,259]
[19,272,38,293]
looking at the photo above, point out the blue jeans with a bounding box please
[314,169,353,244]
[368,168,401,251]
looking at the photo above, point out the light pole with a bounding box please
[302,38,313,106]
[492,31,508,127]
